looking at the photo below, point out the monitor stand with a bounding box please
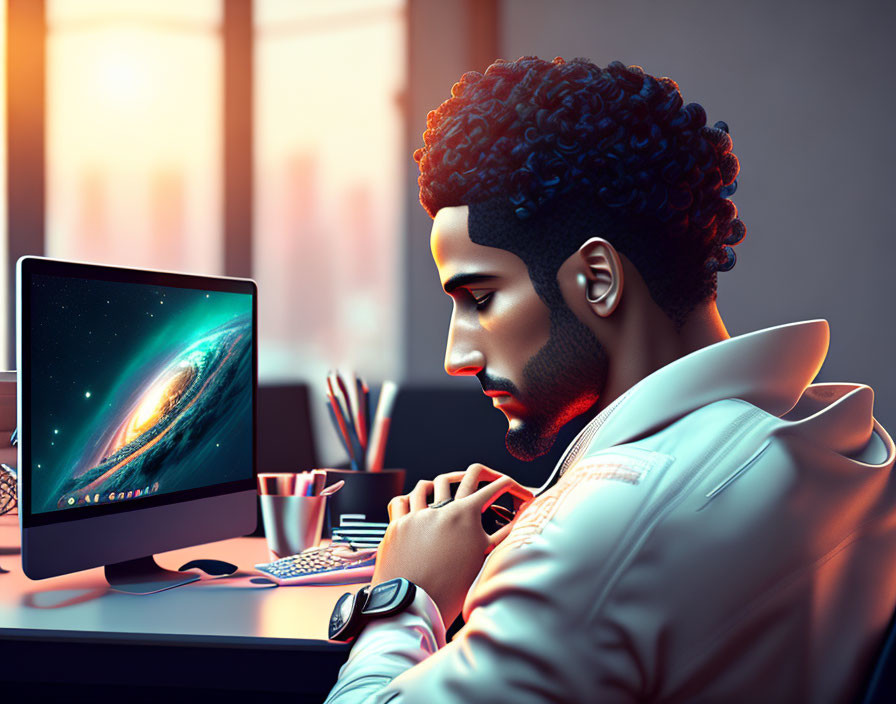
[105,555,199,595]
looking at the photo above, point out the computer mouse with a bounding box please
[482,503,515,534]
[249,577,278,587]
[178,559,239,577]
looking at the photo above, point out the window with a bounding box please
[254,0,406,389]
[46,0,222,275]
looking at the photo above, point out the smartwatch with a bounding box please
[329,578,417,642]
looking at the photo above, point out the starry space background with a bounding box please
[28,273,253,514]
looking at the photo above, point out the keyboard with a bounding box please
[254,543,378,585]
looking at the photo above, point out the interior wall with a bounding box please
[405,0,896,432]
[499,0,895,430]
[404,0,498,390]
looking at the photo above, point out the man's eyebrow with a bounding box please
[443,273,498,294]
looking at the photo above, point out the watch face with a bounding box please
[361,578,415,618]
[366,580,399,611]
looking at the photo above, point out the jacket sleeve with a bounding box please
[323,587,447,704]
[324,448,674,704]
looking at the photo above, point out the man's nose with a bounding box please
[444,317,485,377]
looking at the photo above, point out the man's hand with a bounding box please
[372,464,534,627]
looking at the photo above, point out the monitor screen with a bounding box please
[29,274,253,516]
[19,258,256,531]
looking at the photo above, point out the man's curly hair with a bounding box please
[414,56,746,325]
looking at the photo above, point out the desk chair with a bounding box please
[257,383,318,471]
[252,383,318,536]
[383,384,588,489]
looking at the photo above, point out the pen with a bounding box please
[294,474,312,497]
[362,380,371,451]
[355,377,368,449]
[334,372,365,470]
[367,381,397,473]
[326,401,351,457]
[319,480,345,497]
[326,379,359,472]
[311,469,327,496]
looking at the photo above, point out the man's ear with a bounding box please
[575,237,624,317]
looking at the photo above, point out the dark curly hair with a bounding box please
[414,56,746,325]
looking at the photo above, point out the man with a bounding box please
[325,57,896,702]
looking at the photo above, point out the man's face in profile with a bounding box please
[431,205,609,460]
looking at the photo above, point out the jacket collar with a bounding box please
[583,319,830,454]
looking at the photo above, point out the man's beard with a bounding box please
[479,305,608,461]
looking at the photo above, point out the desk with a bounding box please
[0,513,354,702]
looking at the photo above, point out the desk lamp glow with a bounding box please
[17,257,257,594]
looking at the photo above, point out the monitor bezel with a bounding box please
[17,256,257,530]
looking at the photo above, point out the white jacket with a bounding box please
[325,320,896,703]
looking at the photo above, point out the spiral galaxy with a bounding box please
[49,314,252,510]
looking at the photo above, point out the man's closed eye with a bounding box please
[471,291,494,310]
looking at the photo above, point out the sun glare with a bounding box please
[47,1,222,274]
[92,36,156,115]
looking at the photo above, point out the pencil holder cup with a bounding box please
[320,468,405,539]
[258,477,327,559]
[259,495,326,559]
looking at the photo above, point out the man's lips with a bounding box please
[484,389,521,411]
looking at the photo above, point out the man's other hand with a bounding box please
[373,464,534,626]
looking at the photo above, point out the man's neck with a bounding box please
[597,300,730,414]
[678,300,730,351]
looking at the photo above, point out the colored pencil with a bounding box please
[324,372,395,473]
[367,381,397,472]
[326,378,359,471]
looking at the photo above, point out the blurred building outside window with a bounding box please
[25,0,406,464]
[255,0,406,463]
[46,0,222,276]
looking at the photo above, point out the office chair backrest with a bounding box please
[257,383,318,472]
[383,385,588,489]
[252,383,318,537]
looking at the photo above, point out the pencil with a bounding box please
[333,372,365,471]
[356,377,368,449]
[367,381,397,473]
[326,382,359,471]
[326,401,351,457]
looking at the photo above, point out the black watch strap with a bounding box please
[328,586,370,642]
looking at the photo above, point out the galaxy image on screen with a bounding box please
[29,273,253,515]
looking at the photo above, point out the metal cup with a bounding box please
[259,494,326,559]
[258,470,327,559]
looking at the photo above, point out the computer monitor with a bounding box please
[17,257,257,593]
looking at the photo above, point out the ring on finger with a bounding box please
[428,498,454,509]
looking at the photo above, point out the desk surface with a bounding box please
[0,512,355,699]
